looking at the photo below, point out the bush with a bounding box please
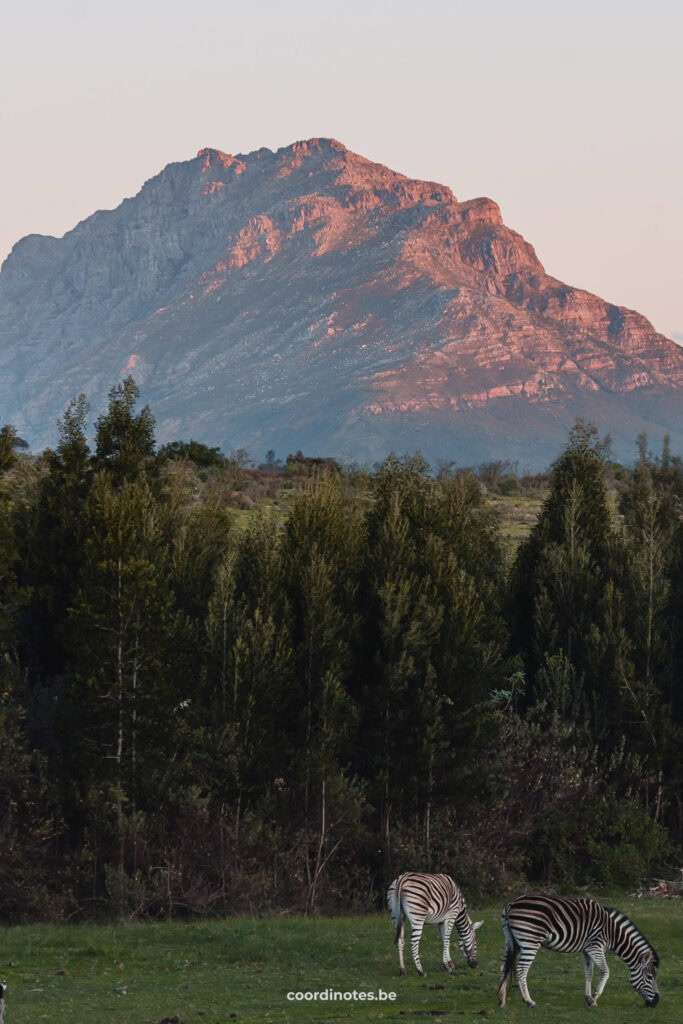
[487,704,674,892]
[498,475,520,495]
[584,797,672,888]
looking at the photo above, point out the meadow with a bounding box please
[2,899,681,1024]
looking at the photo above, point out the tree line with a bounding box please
[0,379,681,920]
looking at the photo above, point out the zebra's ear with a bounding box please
[473,920,484,930]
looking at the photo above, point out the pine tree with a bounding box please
[509,422,632,746]
[66,472,176,901]
[358,457,448,864]
[0,425,20,654]
[357,457,511,865]
[0,425,17,474]
[94,376,155,486]
[0,475,18,655]
[200,510,294,840]
[229,605,294,838]
[0,654,60,920]
[16,395,92,679]
[278,477,363,909]
[619,435,683,830]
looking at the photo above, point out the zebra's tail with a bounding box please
[499,906,519,988]
[392,875,405,945]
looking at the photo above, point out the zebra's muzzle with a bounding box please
[646,993,659,1008]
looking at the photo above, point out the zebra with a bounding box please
[498,894,660,1009]
[387,872,483,976]
[0,979,5,1024]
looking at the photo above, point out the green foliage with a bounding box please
[64,471,181,896]
[0,395,681,920]
[0,423,18,473]
[583,797,672,888]
[14,395,92,679]
[617,434,683,840]
[94,376,156,484]
[285,450,341,476]
[0,656,62,920]
[510,422,634,743]
[619,434,681,700]
[498,474,520,495]
[354,456,510,873]
[279,478,361,765]
[157,438,227,468]
[486,702,673,890]
[0,478,19,651]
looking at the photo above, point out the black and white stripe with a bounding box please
[498,894,660,1008]
[387,872,482,977]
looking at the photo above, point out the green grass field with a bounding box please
[485,493,546,547]
[1,900,681,1023]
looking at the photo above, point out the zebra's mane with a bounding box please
[605,907,659,967]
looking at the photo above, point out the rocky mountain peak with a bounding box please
[0,140,681,467]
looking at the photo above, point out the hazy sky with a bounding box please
[2,0,681,338]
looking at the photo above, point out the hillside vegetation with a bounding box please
[0,380,681,921]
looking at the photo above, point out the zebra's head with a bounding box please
[629,949,659,1008]
[608,907,660,1008]
[457,918,483,968]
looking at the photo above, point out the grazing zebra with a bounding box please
[387,872,483,976]
[498,894,660,1009]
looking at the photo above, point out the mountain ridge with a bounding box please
[1,137,681,467]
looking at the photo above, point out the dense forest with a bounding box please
[0,378,681,921]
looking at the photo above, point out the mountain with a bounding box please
[1,138,681,468]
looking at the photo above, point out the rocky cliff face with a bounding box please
[1,138,681,467]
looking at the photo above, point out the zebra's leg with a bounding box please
[583,952,596,1007]
[396,920,406,976]
[441,919,455,971]
[437,923,446,970]
[498,943,517,1008]
[587,947,609,1004]
[515,944,540,1008]
[410,919,427,976]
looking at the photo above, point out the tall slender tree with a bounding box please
[67,471,176,902]
[510,422,634,747]
[94,377,155,486]
[0,425,17,474]
[16,396,92,680]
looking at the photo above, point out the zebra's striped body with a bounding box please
[387,872,483,976]
[498,894,660,1008]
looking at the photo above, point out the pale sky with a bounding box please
[2,0,681,339]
